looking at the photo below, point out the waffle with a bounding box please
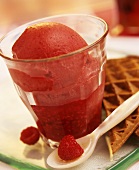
[103,56,139,153]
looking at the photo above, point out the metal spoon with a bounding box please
[47,91,139,169]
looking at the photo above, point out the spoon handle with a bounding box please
[94,91,139,137]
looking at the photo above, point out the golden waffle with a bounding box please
[103,56,139,153]
[135,127,139,137]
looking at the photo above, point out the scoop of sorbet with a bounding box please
[12,22,87,59]
[10,22,90,93]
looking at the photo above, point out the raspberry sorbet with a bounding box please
[10,21,104,143]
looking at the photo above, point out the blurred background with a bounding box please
[0,0,117,36]
[0,0,139,37]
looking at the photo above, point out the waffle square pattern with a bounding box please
[103,56,139,153]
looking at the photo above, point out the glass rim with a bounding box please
[0,14,108,63]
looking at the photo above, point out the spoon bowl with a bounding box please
[47,91,139,169]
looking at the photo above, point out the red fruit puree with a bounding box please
[10,22,105,142]
[33,82,104,141]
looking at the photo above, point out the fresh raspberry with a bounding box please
[20,126,40,145]
[58,135,84,160]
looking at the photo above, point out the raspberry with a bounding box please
[58,135,84,160]
[20,126,40,145]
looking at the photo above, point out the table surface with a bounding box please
[0,26,139,170]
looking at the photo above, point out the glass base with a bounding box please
[42,136,59,149]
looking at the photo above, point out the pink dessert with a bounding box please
[10,22,105,142]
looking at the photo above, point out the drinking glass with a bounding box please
[112,0,139,36]
[0,14,108,148]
